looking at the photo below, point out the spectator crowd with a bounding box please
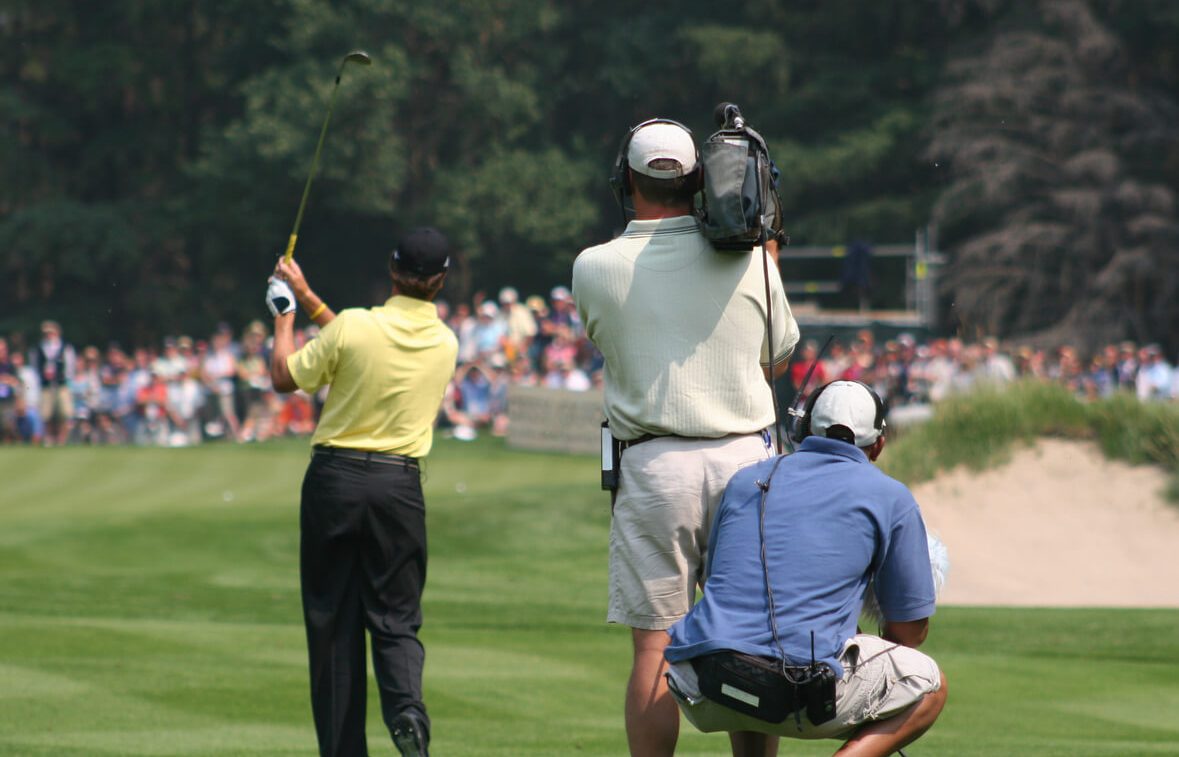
[3,288,1177,447]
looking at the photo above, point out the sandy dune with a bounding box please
[910,438,1179,608]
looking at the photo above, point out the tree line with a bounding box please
[2,0,1177,353]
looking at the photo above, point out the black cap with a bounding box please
[391,227,451,276]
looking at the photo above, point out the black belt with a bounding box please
[619,430,762,451]
[313,445,419,469]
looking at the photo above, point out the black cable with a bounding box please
[755,456,789,669]
[760,224,784,453]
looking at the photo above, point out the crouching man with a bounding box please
[664,380,947,757]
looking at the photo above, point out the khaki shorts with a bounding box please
[668,634,942,739]
[608,432,773,630]
[39,386,73,423]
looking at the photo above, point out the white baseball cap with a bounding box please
[809,380,885,447]
[627,121,697,179]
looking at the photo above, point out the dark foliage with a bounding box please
[1,1,1177,351]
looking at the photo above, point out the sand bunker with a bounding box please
[910,438,1179,608]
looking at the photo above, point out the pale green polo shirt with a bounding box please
[573,216,799,440]
[287,295,458,457]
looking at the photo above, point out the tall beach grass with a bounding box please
[881,381,1179,500]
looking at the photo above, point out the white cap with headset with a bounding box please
[804,380,887,448]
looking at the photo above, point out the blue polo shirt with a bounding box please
[665,436,935,677]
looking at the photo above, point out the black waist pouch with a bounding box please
[692,650,836,725]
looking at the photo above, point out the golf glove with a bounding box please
[266,277,296,317]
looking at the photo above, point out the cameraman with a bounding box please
[664,381,947,757]
[572,118,799,756]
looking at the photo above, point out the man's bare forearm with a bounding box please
[270,313,297,393]
[883,618,929,648]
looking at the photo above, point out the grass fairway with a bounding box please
[2,437,1178,755]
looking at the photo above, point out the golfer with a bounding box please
[572,118,799,756]
[267,227,458,757]
[665,380,947,756]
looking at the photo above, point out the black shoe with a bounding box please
[391,710,429,757]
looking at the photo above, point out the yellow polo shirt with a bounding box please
[287,296,458,457]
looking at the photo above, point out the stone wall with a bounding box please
[506,385,604,455]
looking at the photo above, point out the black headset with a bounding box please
[608,118,699,223]
[791,379,886,446]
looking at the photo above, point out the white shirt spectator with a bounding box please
[1136,349,1172,401]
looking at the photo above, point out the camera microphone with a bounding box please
[714,102,745,130]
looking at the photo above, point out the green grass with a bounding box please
[2,437,1178,755]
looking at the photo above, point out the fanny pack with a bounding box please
[691,650,837,725]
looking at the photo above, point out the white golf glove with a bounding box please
[266,277,296,317]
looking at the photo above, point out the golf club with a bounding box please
[282,50,372,262]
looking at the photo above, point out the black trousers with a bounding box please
[300,453,429,757]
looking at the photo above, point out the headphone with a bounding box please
[790,379,887,446]
[609,118,699,222]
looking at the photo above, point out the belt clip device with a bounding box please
[601,421,619,491]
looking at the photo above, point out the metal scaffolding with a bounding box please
[774,225,945,332]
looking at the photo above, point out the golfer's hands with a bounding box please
[266,277,296,317]
[274,258,311,299]
[274,256,334,324]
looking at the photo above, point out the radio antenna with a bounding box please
[783,335,834,453]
